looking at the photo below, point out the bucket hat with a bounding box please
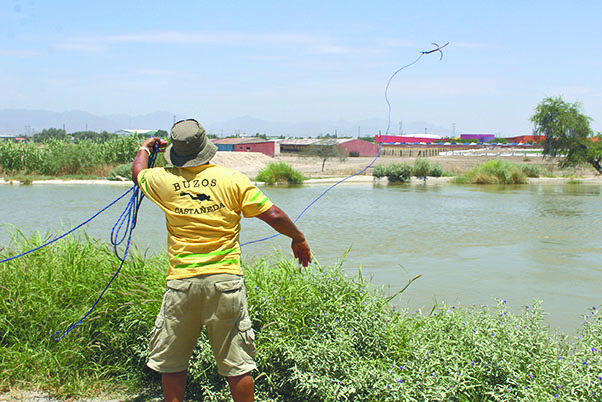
[164,119,217,167]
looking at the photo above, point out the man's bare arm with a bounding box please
[255,205,311,267]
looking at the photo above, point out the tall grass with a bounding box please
[2,234,602,401]
[255,161,306,184]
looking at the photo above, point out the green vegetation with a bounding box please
[454,160,544,184]
[2,234,602,401]
[0,135,166,178]
[531,96,602,174]
[372,158,446,183]
[255,161,306,184]
[107,163,134,181]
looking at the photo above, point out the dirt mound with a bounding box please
[211,151,276,178]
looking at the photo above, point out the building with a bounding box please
[279,138,321,153]
[212,137,280,157]
[375,133,445,144]
[336,139,379,157]
[460,134,495,142]
[114,129,157,136]
[505,135,545,143]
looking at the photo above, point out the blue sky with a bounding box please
[2,0,601,136]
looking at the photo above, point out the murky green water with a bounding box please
[1,181,601,333]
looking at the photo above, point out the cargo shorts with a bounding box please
[147,274,256,377]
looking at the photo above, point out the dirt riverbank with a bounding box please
[1,151,600,185]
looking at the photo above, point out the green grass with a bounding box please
[255,161,306,185]
[2,234,602,401]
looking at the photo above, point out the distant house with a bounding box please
[279,139,321,153]
[0,134,16,141]
[505,135,545,143]
[374,133,445,144]
[335,139,379,157]
[0,134,25,142]
[212,137,280,157]
[460,134,495,142]
[114,129,157,136]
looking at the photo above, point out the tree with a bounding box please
[33,128,66,143]
[531,96,602,174]
[303,139,347,172]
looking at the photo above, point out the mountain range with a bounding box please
[0,109,454,138]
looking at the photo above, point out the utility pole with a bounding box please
[453,123,456,137]
[399,121,403,135]
[358,125,360,138]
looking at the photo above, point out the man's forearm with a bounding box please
[256,205,305,241]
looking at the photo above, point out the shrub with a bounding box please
[520,164,543,178]
[412,157,431,179]
[255,161,305,184]
[107,163,133,181]
[372,164,387,179]
[385,163,412,183]
[412,158,444,179]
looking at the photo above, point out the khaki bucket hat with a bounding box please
[164,119,217,167]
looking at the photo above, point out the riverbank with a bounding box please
[2,151,600,185]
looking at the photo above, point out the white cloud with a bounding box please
[0,48,39,57]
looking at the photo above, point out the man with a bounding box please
[132,119,311,402]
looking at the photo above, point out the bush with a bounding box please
[107,163,133,181]
[455,159,528,184]
[520,164,543,178]
[385,163,413,183]
[372,165,387,179]
[255,161,305,184]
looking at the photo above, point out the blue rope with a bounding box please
[52,145,159,340]
[1,44,445,339]
[241,51,428,247]
[0,187,135,264]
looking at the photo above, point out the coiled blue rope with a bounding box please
[51,145,159,340]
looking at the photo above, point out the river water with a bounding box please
[1,181,601,333]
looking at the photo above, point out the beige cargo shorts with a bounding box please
[147,274,256,377]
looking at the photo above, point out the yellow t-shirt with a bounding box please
[138,164,273,279]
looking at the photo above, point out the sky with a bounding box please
[1,0,602,137]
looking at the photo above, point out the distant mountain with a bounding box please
[0,109,184,135]
[0,108,453,138]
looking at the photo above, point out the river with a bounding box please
[1,181,601,333]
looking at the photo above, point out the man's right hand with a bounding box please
[292,238,311,268]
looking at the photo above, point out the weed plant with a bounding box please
[255,162,306,184]
[2,234,602,401]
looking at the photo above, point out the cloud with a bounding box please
[0,48,39,57]
[53,30,327,52]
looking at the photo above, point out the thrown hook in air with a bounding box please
[422,42,449,60]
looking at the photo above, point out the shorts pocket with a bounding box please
[165,279,192,318]
[214,278,244,320]
[238,318,255,345]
